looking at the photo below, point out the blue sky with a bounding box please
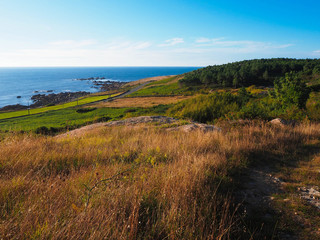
[0,0,319,66]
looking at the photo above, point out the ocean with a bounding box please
[0,67,200,108]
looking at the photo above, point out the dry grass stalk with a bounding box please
[0,122,319,239]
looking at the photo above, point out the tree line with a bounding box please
[180,58,320,87]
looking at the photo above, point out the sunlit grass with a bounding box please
[0,92,122,120]
[1,122,319,239]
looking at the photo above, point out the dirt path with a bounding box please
[110,81,152,99]
[83,76,172,106]
[235,141,320,239]
[235,167,292,238]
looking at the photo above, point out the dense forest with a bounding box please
[180,58,320,87]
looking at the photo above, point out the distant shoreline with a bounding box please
[0,75,175,112]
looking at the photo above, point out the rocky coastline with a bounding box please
[0,91,90,112]
[0,77,126,112]
[31,91,90,107]
[92,80,126,91]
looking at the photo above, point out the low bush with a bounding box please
[76,107,97,113]
[34,126,60,135]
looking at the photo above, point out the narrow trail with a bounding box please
[75,80,155,108]
[101,80,152,101]
[236,142,320,240]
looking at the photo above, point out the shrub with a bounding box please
[34,126,60,135]
[168,92,241,123]
[272,73,310,109]
[76,107,97,113]
[238,101,269,119]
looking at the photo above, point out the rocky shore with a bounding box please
[76,77,126,91]
[0,91,90,112]
[31,91,90,107]
[0,78,127,112]
[0,104,28,111]
[92,80,126,91]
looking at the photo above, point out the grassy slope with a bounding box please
[0,70,320,239]
[126,75,196,97]
[90,96,193,108]
[0,107,128,131]
[0,75,192,132]
[0,93,122,120]
[1,122,319,239]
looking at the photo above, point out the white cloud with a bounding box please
[0,39,154,66]
[194,37,293,50]
[195,37,211,43]
[314,50,320,54]
[104,40,151,50]
[273,44,294,49]
[0,37,302,67]
[195,37,225,43]
[49,39,97,48]
[133,42,152,50]
[159,38,184,47]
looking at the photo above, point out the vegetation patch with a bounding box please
[0,107,129,132]
[180,58,320,88]
[0,93,121,120]
[1,122,319,239]
[91,96,193,108]
[76,107,97,113]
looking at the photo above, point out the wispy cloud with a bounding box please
[159,38,184,47]
[104,40,152,50]
[314,50,320,54]
[1,39,154,66]
[194,37,294,50]
[195,37,211,43]
[195,37,224,43]
[133,42,152,49]
[49,40,97,48]
[0,37,300,67]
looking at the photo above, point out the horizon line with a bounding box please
[0,65,204,68]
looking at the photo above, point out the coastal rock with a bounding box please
[76,77,106,81]
[105,116,178,126]
[76,77,126,91]
[0,104,28,111]
[94,81,126,91]
[299,186,320,209]
[57,116,221,139]
[269,118,296,126]
[167,123,221,133]
[56,116,178,138]
[31,91,89,107]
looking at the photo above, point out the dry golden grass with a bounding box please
[91,96,194,108]
[1,122,320,239]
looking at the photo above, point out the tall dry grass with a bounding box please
[0,122,320,239]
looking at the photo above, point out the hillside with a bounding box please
[180,58,320,88]
[1,59,320,239]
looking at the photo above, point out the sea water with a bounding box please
[0,67,199,108]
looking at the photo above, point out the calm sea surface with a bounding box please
[0,67,200,108]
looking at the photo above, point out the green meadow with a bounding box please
[0,92,121,120]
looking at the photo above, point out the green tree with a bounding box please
[262,70,269,81]
[237,87,251,106]
[273,73,310,109]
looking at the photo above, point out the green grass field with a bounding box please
[127,81,191,97]
[0,93,122,120]
[0,107,128,131]
[0,104,170,132]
